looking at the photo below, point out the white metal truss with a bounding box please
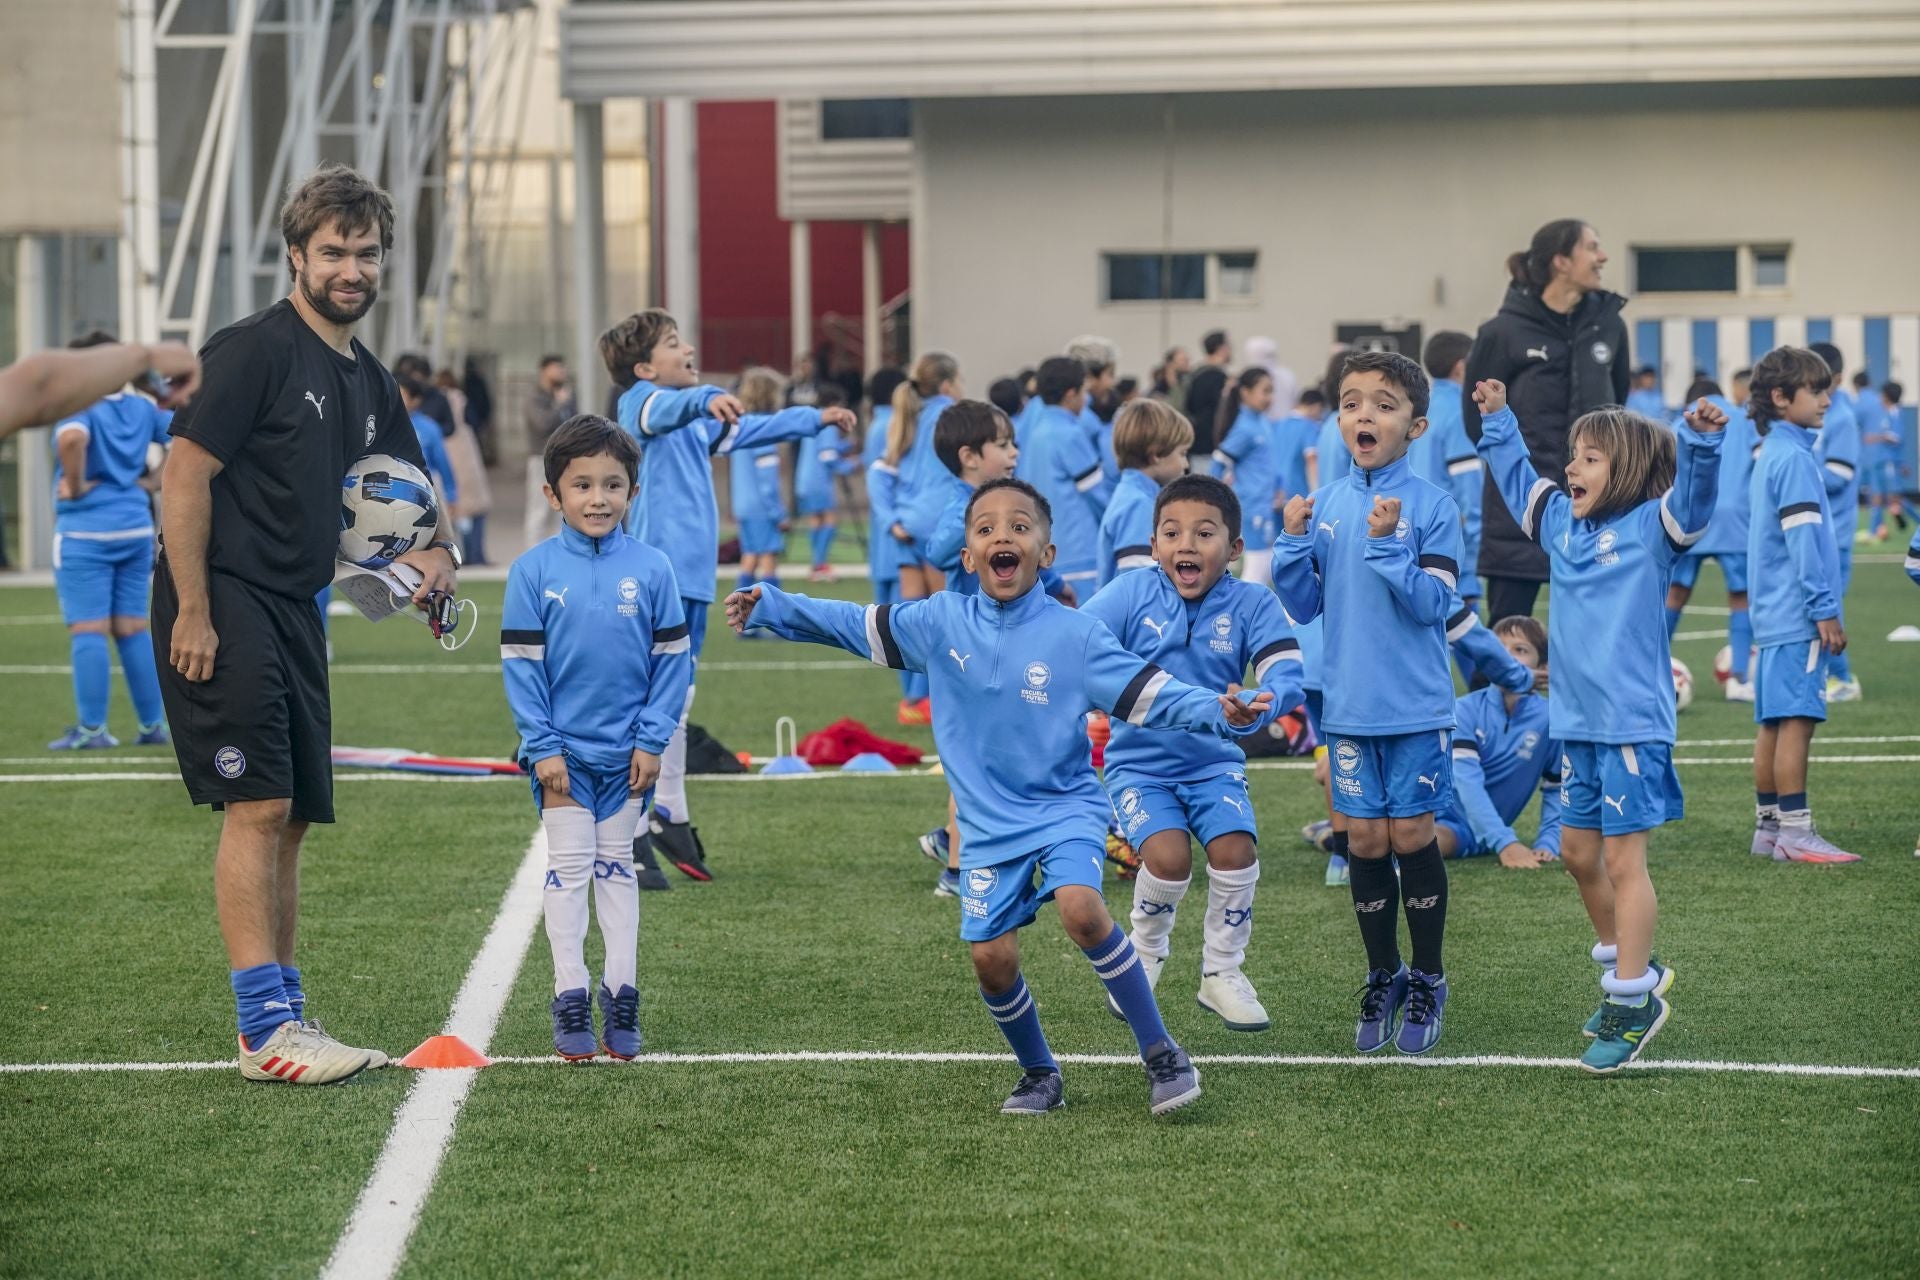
[121,0,537,359]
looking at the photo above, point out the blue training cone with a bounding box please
[840,752,897,773]
[761,716,814,775]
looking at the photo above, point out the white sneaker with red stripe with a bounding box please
[237,1020,376,1084]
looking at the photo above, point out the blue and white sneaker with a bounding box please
[1584,960,1672,1037]
[1355,964,1408,1053]
[1395,969,1448,1055]
[550,988,596,1061]
[1325,853,1350,887]
[1000,1069,1065,1115]
[934,867,961,898]
[49,724,119,751]
[1581,992,1669,1075]
[135,722,170,746]
[917,826,949,863]
[597,983,641,1060]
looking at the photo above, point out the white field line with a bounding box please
[0,660,868,676]
[4,1048,1916,1081]
[319,829,549,1280]
[0,614,64,626]
[1673,629,1728,641]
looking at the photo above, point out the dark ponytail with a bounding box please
[1507,219,1588,291]
[1216,367,1270,439]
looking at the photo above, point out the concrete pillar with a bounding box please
[861,220,881,375]
[571,101,607,401]
[15,235,59,570]
[789,218,810,370]
[661,97,699,347]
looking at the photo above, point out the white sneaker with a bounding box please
[1826,677,1862,702]
[1723,677,1755,703]
[1772,827,1862,864]
[237,1020,376,1084]
[1197,968,1271,1032]
[1106,951,1163,1020]
[306,1017,390,1069]
[1750,822,1780,858]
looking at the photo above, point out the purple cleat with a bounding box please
[49,725,119,751]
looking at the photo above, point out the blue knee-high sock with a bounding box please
[1664,605,1683,638]
[1728,609,1753,680]
[231,962,295,1048]
[810,523,835,566]
[280,964,305,1022]
[115,631,164,727]
[904,669,929,702]
[1869,505,1885,536]
[736,570,758,593]
[1830,647,1853,681]
[981,974,1056,1072]
[69,632,110,728]
[1085,924,1170,1055]
[762,572,781,592]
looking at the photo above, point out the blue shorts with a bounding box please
[53,532,154,624]
[957,838,1107,942]
[1669,551,1748,593]
[1241,511,1276,553]
[1436,812,1483,856]
[681,598,708,663]
[796,489,834,516]
[1754,639,1829,723]
[738,518,785,556]
[1559,741,1683,835]
[1328,729,1452,819]
[528,754,646,824]
[1107,766,1257,848]
[1864,459,1900,498]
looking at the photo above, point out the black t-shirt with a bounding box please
[1184,364,1229,452]
[169,300,427,600]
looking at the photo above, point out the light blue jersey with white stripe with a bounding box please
[1749,421,1841,647]
[1446,686,1563,857]
[52,393,172,534]
[743,582,1252,868]
[501,524,693,773]
[1024,402,1112,577]
[1670,395,1755,557]
[1097,468,1159,586]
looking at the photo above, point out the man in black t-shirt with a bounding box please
[1183,328,1232,454]
[154,164,458,1085]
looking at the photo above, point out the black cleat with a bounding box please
[651,813,713,882]
[631,832,672,892]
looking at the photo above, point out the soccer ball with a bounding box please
[1671,656,1694,711]
[1712,643,1756,686]
[340,454,438,568]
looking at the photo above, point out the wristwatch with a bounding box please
[428,538,464,569]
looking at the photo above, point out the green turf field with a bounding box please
[2,556,1917,1278]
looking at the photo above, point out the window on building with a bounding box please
[1752,246,1789,289]
[1101,251,1256,304]
[819,99,910,141]
[1635,247,1738,294]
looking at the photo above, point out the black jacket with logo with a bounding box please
[1461,284,1631,583]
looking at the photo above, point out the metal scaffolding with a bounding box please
[121,0,538,360]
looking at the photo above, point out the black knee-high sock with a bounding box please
[1396,840,1448,976]
[1347,854,1401,973]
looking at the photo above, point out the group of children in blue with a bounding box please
[489,304,1903,1104]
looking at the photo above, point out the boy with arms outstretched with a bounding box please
[727,479,1272,1116]
[1081,475,1305,1031]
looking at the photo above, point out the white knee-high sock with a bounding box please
[593,800,646,991]
[1239,548,1274,588]
[1129,868,1190,960]
[653,684,695,823]
[1202,861,1260,975]
[541,807,596,994]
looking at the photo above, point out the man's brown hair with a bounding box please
[279,163,394,281]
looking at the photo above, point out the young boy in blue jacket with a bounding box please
[1438,615,1563,868]
[1081,475,1304,1033]
[727,479,1272,1117]
[502,416,694,1060]
[1099,399,1194,586]
[1274,349,1466,1056]
[600,311,857,880]
[1021,356,1113,595]
[1412,332,1484,609]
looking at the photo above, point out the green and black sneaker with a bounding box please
[1580,992,1669,1075]
[1584,958,1672,1038]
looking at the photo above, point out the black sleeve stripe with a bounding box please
[500,628,545,645]
[1524,483,1555,544]
[1418,554,1460,576]
[1252,639,1301,667]
[1451,738,1481,755]
[1073,464,1101,482]
[1446,606,1473,630]
[874,603,905,670]
[1114,544,1151,561]
[652,623,690,643]
[1543,770,1564,785]
[1780,501,1821,518]
[1112,661,1165,723]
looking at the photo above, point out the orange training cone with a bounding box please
[399,1035,492,1068]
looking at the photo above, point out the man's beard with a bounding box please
[300,271,378,325]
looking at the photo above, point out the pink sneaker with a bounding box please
[1772,827,1862,864]
[1750,822,1779,858]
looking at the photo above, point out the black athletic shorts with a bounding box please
[153,556,335,823]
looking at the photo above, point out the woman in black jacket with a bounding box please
[1462,219,1631,619]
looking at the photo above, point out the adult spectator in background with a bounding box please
[523,354,574,547]
[461,355,495,462]
[0,339,200,440]
[1626,366,1666,421]
[394,353,453,438]
[1184,329,1232,455]
[1241,335,1299,426]
[436,367,493,564]
[1151,346,1191,416]
[1462,218,1629,620]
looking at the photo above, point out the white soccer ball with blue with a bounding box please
[1671,656,1694,711]
[340,454,438,568]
